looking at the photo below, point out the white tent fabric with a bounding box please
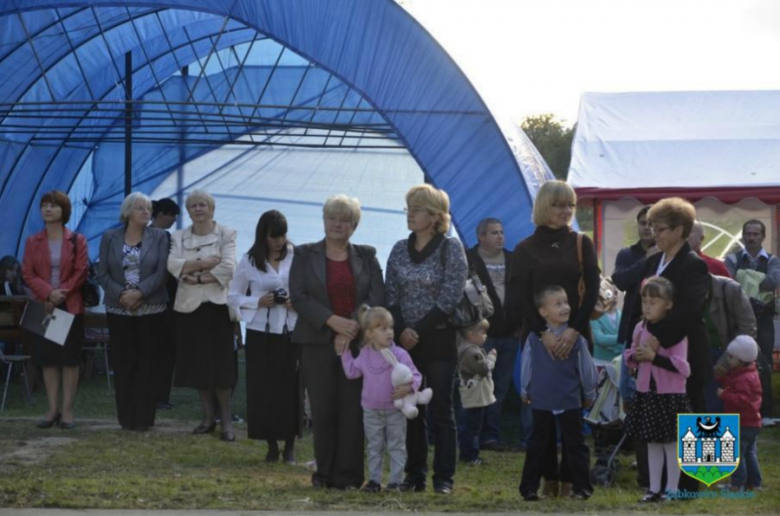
[568,91,780,191]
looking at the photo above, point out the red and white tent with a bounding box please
[568,91,780,276]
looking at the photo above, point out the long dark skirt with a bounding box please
[245,329,301,440]
[31,312,84,368]
[107,312,164,430]
[173,303,236,389]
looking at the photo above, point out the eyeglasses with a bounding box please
[651,225,672,234]
[551,203,576,209]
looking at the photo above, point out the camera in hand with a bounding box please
[271,288,288,304]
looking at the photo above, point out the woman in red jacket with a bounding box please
[22,191,88,429]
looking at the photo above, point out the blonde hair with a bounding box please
[323,194,361,229]
[357,305,394,345]
[119,192,152,224]
[458,318,489,339]
[185,189,216,214]
[405,184,451,234]
[648,197,696,238]
[532,180,577,227]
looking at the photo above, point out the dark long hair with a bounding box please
[248,210,288,272]
[0,255,23,294]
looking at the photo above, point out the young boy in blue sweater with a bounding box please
[519,285,597,501]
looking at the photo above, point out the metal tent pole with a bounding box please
[124,51,132,196]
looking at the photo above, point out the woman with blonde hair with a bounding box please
[167,190,237,441]
[385,184,468,495]
[96,192,170,431]
[290,194,385,489]
[505,179,600,497]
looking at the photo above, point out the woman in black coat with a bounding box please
[628,197,711,496]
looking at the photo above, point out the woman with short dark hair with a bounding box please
[22,191,88,429]
[229,210,300,463]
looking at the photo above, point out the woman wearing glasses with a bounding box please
[505,179,600,498]
[627,197,710,497]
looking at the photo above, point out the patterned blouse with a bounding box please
[106,243,167,317]
[385,234,468,331]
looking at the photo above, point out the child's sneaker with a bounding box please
[361,481,381,493]
[384,483,402,492]
[570,490,592,500]
[639,491,668,503]
[462,457,486,466]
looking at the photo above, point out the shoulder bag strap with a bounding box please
[576,232,585,308]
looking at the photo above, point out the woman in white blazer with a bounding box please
[228,210,300,463]
[167,190,237,441]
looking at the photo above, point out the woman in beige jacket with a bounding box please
[167,190,237,441]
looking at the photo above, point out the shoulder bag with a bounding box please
[439,238,494,328]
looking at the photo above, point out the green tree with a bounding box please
[520,114,575,180]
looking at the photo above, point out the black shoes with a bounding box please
[36,412,61,429]
[640,491,668,503]
[521,491,540,501]
[399,481,426,493]
[434,484,453,495]
[361,481,382,493]
[59,421,76,430]
[192,422,217,434]
[220,431,235,442]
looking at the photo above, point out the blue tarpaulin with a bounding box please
[0,0,554,261]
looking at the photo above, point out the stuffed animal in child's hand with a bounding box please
[380,348,433,419]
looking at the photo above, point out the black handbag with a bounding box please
[71,233,100,308]
[439,238,494,328]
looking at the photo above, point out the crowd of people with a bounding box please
[1,179,775,501]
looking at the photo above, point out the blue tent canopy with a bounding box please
[0,0,553,262]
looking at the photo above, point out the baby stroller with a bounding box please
[584,354,628,487]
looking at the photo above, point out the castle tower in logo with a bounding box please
[678,414,740,486]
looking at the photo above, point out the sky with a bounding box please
[402,0,780,125]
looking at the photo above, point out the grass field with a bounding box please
[1,351,779,512]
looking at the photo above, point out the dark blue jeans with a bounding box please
[405,358,457,489]
[756,316,775,418]
[732,426,762,489]
[479,335,519,445]
[458,406,484,461]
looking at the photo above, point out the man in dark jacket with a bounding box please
[610,205,656,489]
[466,218,523,450]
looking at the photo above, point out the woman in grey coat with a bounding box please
[290,195,385,490]
[97,192,170,432]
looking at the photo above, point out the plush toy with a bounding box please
[380,348,433,419]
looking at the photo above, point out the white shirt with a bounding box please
[227,244,297,334]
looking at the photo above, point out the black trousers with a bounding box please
[520,409,592,496]
[107,312,164,430]
[405,358,457,489]
[150,308,176,404]
[301,344,364,488]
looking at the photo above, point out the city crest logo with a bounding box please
[678,414,740,486]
